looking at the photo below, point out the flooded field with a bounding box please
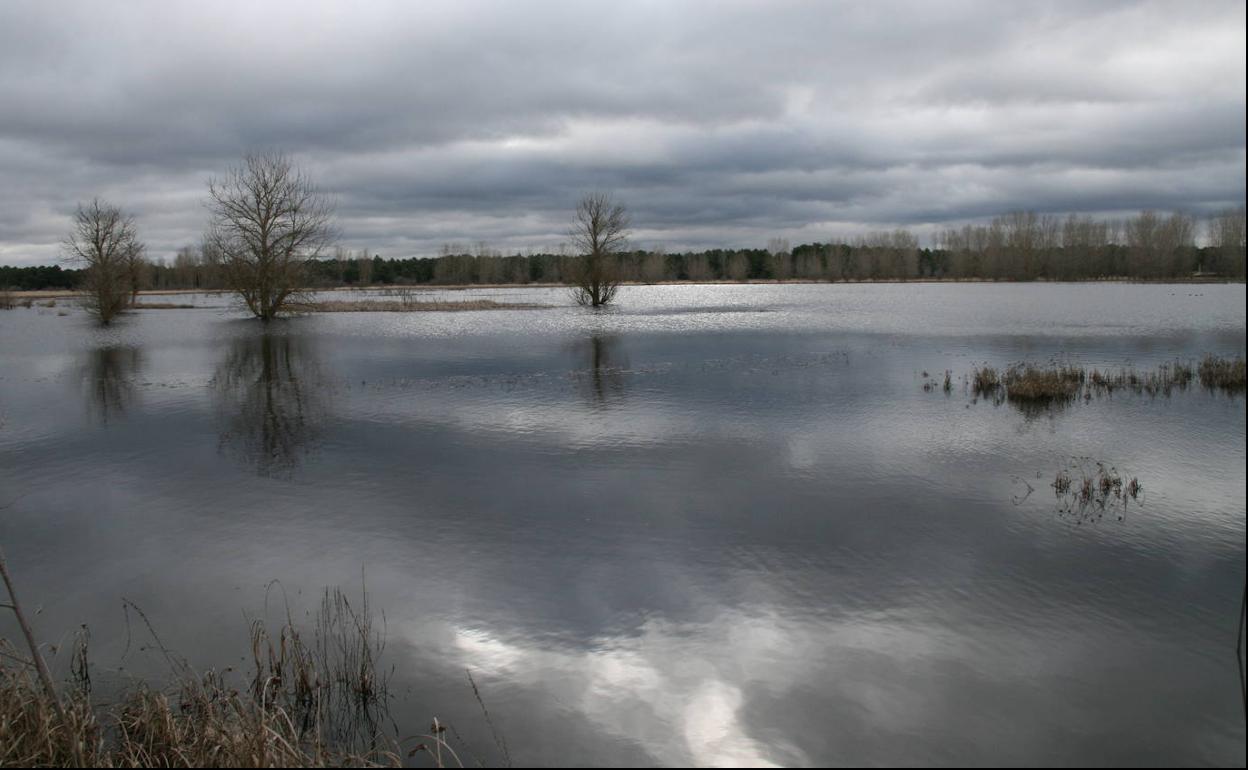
[1,282,1244,766]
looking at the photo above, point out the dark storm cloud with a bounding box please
[0,0,1243,264]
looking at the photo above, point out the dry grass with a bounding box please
[1002,364,1085,404]
[0,658,409,767]
[1086,362,1194,395]
[971,366,1001,396]
[962,356,1245,409]
[304,299,549,312]
[0,588,470,768]
[0,289,13,310]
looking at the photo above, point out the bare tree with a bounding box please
[63,198,144,324]
[568,192,629,307]
[206,152,335,321]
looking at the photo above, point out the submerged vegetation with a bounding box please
[1052,458,1143,522]
[963,355,1245,409]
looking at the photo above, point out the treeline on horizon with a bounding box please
[3,207,1243,292]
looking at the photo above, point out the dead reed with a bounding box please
[971,366,1001,397]
[0,587,468,768]
[1198,354,1246,391]
[959,355,1245,408]
[1002,364,1084,404]
[1086,361,1194,396]
[1052,457,1142,522]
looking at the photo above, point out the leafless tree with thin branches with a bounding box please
[63,199,144,325]
[206,152,336,321]
[568,192,629,307]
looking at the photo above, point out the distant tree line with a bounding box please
[0,264,80,290]
[4,207,1243,292]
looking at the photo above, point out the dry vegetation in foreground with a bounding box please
[966,354,1245,407]
[0,583,483,768]
[304,298,550,312]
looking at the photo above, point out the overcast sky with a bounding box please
[0,0,1243,266]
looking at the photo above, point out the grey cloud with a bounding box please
[0,0,1243,265]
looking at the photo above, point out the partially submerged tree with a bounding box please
[63,199,144,325]
[568,192,629,307]
[206,152,335,321]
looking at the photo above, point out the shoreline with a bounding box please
[7,275,1244,300]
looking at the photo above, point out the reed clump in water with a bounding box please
[971,366,1001,397]
[1002,364,1085,404]
[1052,457,1142,522]
[1198,354,1246,391]
[1086,361,1194,396]
[959,355,1245,408]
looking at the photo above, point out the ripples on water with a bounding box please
[0,283,1244,765]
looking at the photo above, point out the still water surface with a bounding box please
[1,283,1245,766]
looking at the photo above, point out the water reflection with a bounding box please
[80,345,143,423]
[571,334,629,406]
[444,612,803,766]
[211,330,326,478]
[0,284,1242,766]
